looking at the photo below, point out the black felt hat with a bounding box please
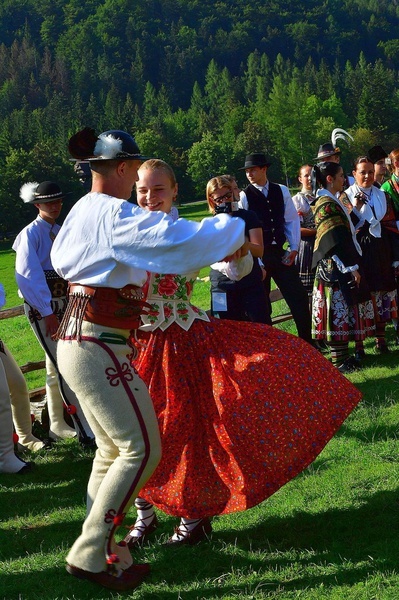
[315,143,341,160]
[239,153,271,170]
[68,127,150,162]
[367,145,388,164]
[20,181,66,204]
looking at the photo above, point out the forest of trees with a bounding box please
[1,0,399,233]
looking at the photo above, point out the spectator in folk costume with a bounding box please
[207,175,270,323]
[292,165,328,354]
[315,128,355,188]
[381,148,399,344]
[311,161,375,373]
[50,128,248,592]
[238,153,312,344]
[341,156,398,356]
[13,182,94,446]
[368,145,388,188]
[291,164,317,300]
[0,282,44,473]
[122,158,362,552]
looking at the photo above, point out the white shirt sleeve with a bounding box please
[51,194,246,287]
[13,227,54,316]
[238,191,249,210]
[280,185,300,252]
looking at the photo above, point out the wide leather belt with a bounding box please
[68,283,152,329]
[56,283,152,340]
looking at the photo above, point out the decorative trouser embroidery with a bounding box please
[24,301,93,440]
[58,320,161,573]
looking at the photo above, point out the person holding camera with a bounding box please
[207,175,269,323]
[341,156,397,356]
[311,162,375,373]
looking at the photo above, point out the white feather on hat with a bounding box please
[94,134,123,159]
[331,128,354,147]
[20,182,39,204]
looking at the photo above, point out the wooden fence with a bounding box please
[0,304,46,401]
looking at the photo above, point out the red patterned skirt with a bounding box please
[132,319,362,518]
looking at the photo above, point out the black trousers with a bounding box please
[263,246,312,343]
[211,282,270,324]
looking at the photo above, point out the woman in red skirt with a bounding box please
[123,159,363,547]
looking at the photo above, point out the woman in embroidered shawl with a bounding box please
[123,159,362,547]
[341,156,397,356]
[311,162,375,373]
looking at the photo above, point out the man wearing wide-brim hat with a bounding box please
[13,181,94,446]
[238,153,312,343]
[315,142,353,187]
[315,142,341,162]
[50,127,248,592]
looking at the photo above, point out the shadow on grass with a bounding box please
[2,488,399,599]
[138,488,399,598]
[0,440,92,521]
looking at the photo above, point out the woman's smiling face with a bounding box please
[136,166,177,214]
[353,160,375,189]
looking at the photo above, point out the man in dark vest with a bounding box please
[238,153,312,343]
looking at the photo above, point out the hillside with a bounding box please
[0,0,399,232]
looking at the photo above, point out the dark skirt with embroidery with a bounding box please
[357,225,397,323]
[131,318,362,518]
[298,237,316,296]
[312,272,376,342]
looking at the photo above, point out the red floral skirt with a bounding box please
[132,319,362,518]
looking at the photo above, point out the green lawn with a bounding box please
[1,212,399,599]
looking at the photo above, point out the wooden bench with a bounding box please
[269,288,293,324]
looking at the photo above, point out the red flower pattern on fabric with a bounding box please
[157,275,179,297]
[113,512,126,526]
[132,318,362,518]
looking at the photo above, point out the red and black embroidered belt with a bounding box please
[56,283,152,340]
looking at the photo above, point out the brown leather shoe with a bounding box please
[125,562,151,575]
[15,461,35,474]
[166,518,212,546]
[66,563,149,591]
[124,514,158,549]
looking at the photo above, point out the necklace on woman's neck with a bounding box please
[356,184,373,202]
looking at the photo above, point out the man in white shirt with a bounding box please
[239,153,312,343]
[51,128,247,592]
[13,181,94,445]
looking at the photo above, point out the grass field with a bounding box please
[1,207,399,599]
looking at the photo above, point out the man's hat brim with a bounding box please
[87,153,150,162]
[315,151,341,160]
[238,162,271,170]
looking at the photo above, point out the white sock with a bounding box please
[131,499,155,538]
[170,518,202,542]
